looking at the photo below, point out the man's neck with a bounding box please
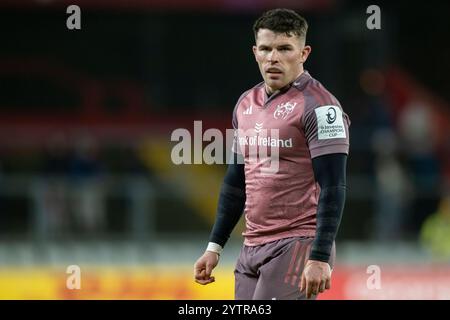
[265,70,305,97]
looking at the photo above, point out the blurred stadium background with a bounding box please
[1,0,450,299]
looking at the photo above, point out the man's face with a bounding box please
[253,29,311,94]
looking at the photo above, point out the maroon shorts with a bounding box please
[234,236,336,300]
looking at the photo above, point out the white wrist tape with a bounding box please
[206,242,223,255]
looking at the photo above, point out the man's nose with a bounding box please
[267,49,279,62]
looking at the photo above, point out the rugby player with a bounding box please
[194,8,350,300]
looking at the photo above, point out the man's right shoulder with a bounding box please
[235,81,264,108]
[232,82,264,128]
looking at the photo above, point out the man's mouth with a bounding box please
[266,68,283,74]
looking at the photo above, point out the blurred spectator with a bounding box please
[372,128,411,241]
[420,195,450,260]
[398,100,441,235]
[398,101,434,155]
[69,135,106,235]
[440,137,450,195]
[40,133,71,236]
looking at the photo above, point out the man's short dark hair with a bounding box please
[253,8,308,41]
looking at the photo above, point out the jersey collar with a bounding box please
[263,70,311,105]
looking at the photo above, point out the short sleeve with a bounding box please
[231,90,251,156]
[302,104,350,159]
[231,102,242,155]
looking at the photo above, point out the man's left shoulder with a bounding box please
[297,76,342,108]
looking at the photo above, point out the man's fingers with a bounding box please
[194,252,219,285]
[305,280,312,299]
[194,269,205,281]
[307,280,319,299]
[194,261,205,275]
[195,273,215,285]
[305,281,311,299]
[195,277,215,285]
[194,269,215,285]
[205,263,213,277]
[325,278,331,290]
[194,267,203,276]
[300,273,306,292]
[319,280,326,293]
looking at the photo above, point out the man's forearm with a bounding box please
[209,182,245,247]
[309,153,347,263]
[208,162,246,250]
[309,185,346,262]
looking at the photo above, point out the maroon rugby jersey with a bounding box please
[232,71,350,246]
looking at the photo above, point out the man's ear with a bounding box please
[252,45,258,61]
[300,45,312,63]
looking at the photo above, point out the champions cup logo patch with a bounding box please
[274,102,297,120]
[326,107,337,124]
[315,105,346,140]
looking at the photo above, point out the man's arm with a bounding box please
[194,154,246,285]
[208,156,246,250]
[300,153,347,297]
[310,153,347,261]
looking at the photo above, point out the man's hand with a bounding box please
[300,259,332,299]
[194,251,220,285]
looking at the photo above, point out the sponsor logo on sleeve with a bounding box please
[315,105,346,140]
